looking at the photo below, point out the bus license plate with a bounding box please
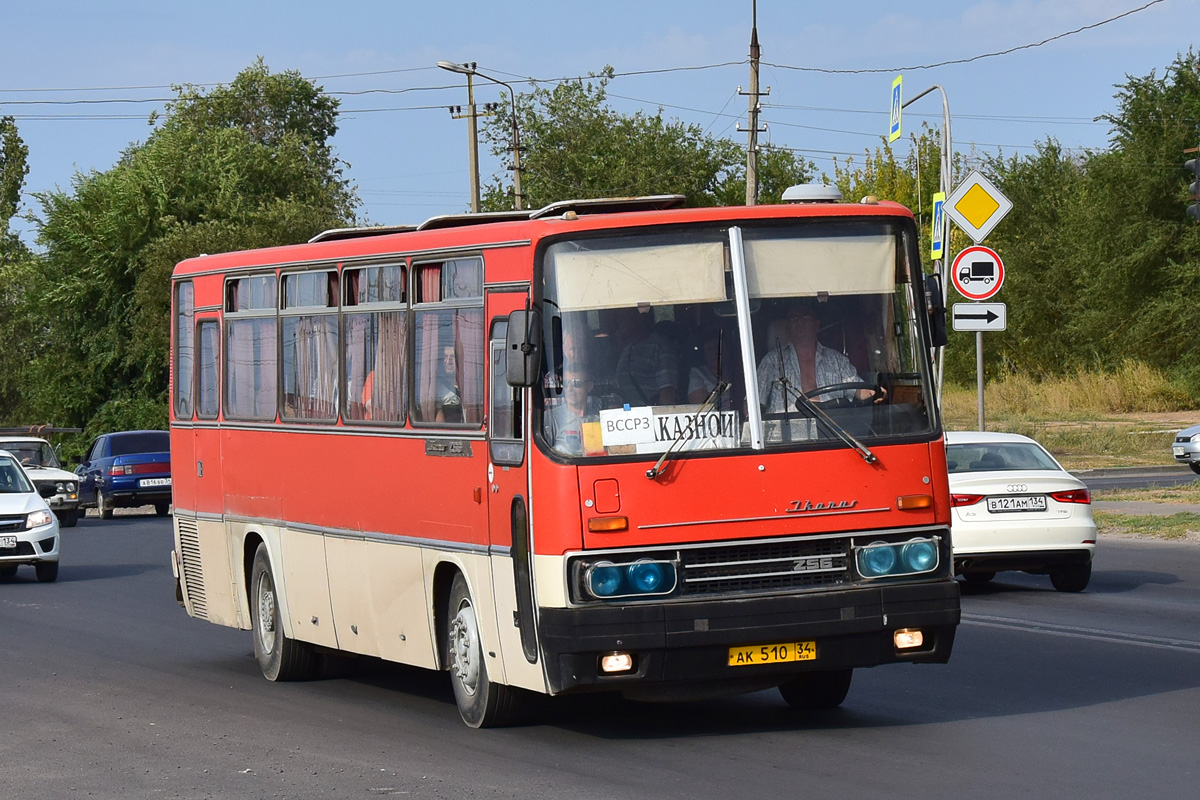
[1,535,16,549]
[728,641,816,666]
[987,495,1047,513]
[139,478,171,488]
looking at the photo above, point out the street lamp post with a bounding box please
[902,84,953,403]
[437,61,524,211]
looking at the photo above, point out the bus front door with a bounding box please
[484,292,543,688]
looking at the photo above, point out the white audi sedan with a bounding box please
[946,431,1095,592]
[0,449,61,582]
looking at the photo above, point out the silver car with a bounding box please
[0,450,61,582]
[1171,423,1200,474]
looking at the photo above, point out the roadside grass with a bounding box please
[941,362,1197,470]
[1093,511,1200,541]
[1092,484,1200,503]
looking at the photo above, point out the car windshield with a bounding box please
[110,432,170,456]
[538,220,937,459]
[0,457,34,493]
[2,440,59,469]
[946,442,1060,473]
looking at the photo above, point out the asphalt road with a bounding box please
[2,512,1198,799]
[1074,464,1198,491]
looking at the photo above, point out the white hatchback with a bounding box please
[0,449,61,582]
[946,431,1095,592]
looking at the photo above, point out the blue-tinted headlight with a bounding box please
[627,560,665,593]
[857,542,897,577]
[588,563,623,597]
[900,540,937,572]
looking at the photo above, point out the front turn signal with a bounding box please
[587,516,629,533]
[897,494,933,510]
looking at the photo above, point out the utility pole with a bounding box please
[739,0,768,205]
[438,61,524,211]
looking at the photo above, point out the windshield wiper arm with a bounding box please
[785,385,878,464]
[645,381,730,479]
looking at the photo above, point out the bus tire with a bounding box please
[778,668,853,710]
[446,572,523,728]
[250,543,316,681]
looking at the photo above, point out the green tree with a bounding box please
[9,61,357,432]
[479,68,811,210]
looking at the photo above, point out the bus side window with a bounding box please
[413,258,485,426]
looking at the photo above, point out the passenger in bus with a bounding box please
[756,301,879,412]
[544,358,594,456]
[615,309,680,407]
[435,345,463,423]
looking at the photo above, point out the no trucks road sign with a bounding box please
[951,245,1005,301]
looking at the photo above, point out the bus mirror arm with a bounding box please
[505,308,543,387]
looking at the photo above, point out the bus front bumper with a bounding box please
[537,580,960,695]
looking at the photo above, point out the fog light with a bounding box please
[894,629,924,650]
[600,653,634,673]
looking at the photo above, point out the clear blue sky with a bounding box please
[4,0,1197,244]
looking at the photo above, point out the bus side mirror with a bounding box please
[925,274,948,348]
[505,309,542,387]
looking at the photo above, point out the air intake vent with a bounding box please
[680,537,850,596]
[176,518,208,620]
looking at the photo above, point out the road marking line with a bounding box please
[962,612,1200,655]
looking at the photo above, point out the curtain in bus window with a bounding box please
[455,309,484,424]
[226,318,277,420]
[344,311,407,422]
[414,308,483,424]
[174,282,195,419]
[197,321,219,418]
[283,315,338,419]
[743,234,895,298]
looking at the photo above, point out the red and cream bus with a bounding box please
[169,191,958,727]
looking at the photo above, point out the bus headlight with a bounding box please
[857,541,897,577]
[900,539,938,572]
[576,556,678,601]
[586,562,624,597]
[855,537,940,579]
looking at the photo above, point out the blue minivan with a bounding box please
[75,430,172,519]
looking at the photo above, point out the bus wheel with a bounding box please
[250,543,316,681]
[778,669,853,710]
[446,572,523,728]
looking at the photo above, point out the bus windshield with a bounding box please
[539,220,937,459]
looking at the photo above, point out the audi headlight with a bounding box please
[26,509,54,529]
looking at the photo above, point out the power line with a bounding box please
[761,0,1166,74]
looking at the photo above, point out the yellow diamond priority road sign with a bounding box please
[944,170,1012,244]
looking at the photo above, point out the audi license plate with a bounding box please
[139,477,171,488]
[728,641,816,666]
[987,495,1047,513]
[1,535,16,549]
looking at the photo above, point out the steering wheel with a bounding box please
[797,381,884,410]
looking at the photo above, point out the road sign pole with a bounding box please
[976,331,985,430]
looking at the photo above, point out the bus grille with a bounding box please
[680,537,850,596]
[176,518,208,620]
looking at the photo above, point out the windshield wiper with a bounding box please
[645,380,730,479]
[783,384,878,464]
